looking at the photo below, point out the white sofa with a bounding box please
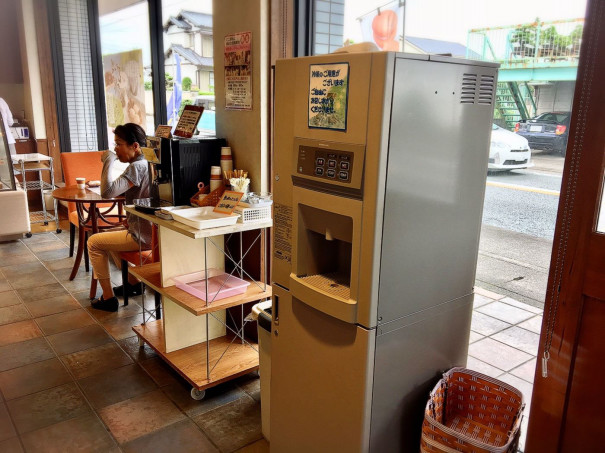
[0,188,30,241]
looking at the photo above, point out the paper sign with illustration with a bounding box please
[308,63,349,131]
[214,190,244,214]
[103,49,147,131]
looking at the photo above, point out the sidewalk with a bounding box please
[469,286,542,451]
[530,150,564,175]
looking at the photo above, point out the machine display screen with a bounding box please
[297,145,354,184]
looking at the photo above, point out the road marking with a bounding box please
[486,181,560,196]
[479,250,550,272]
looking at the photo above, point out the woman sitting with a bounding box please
[88,123,151,312]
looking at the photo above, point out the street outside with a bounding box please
[477,150,564,309]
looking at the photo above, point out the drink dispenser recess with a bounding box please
[295,204,353,292]
[289,140,364,323]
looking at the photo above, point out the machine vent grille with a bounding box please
[478,75,495,105]
[460,73,477,104]
[300,273,351,300]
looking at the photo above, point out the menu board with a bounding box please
[173,105,204,138]
[154,125,172,138]
[142,136,161,163]
[224,31,252,110]
[308,63,349,131]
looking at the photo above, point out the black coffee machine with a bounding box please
[145,136,225,207]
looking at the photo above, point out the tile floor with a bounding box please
[0,226,540,452]
[470,287,542,451]
[0,229,268,453]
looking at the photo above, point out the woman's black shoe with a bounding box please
[112,282,143,298]
[91,296,119,312]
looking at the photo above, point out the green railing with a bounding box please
[467,19,584,70]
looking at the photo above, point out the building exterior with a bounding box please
[467,19,583,128]
[164,10,214,93]
[404,36,480,59]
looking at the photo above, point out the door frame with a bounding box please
[526,0,605,450]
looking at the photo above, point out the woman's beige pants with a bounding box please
[87,230,140,281]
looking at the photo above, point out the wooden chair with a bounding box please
[119,224,161,319]
[60,151,123,270]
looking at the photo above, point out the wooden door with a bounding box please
[525,0,605,450]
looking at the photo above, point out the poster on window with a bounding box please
[308,63,349,131]
[224,31,252,110]
[103,49,146,130]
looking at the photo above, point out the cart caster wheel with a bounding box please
[44,222,49,226]
[190,388,206,400]
[26,232,32,238]
[137,336,145,348]
[56,228,62,234]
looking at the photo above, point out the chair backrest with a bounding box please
[120,223,159,265]
[60,151,105,213]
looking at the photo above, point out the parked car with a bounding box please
[515,111,571,156]
[489,124,533,171]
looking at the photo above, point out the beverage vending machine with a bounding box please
[271,51,498,451]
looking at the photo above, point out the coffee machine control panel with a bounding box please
[297,146,354,183]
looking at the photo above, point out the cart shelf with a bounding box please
[124,205,272,239]
[133,320,259,391]
[12,153,60,234]
[22,180,54,191]
[130,262,272,316]
[127,204,271,399]
[13,160,51,172]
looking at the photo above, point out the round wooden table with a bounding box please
[52,185,125,282]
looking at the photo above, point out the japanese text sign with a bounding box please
[308,63,349,131]
[174,105,204,138]
[214,190,244,215]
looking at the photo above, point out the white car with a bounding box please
[488,124,533,171]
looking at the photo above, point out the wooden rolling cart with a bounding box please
[125,206,272,400]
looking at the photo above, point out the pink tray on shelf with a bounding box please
[173,269,250,302]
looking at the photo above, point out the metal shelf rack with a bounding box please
[12,153,61,236]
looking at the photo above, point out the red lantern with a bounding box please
[372,10,398,49]
[382,40,400,51]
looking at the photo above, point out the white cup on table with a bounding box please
[76,177,86,190]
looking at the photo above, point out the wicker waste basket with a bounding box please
[421,367,525,453]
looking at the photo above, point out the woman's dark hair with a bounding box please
[114,123,146,148]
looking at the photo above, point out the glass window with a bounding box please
[312,0,403,55]
[58,0,100,152]
[99,0,155,138]
[305,2,587,452]
[162,0,215,134]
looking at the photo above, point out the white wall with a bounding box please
[0,84,25,121]
[19,0,46,139]
[202,35,214,58]
[535,81,575,114]
[167,30,190,48]
[213,0,269,193]
[0,0,25,121]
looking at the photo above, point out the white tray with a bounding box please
[170,206,239,230]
